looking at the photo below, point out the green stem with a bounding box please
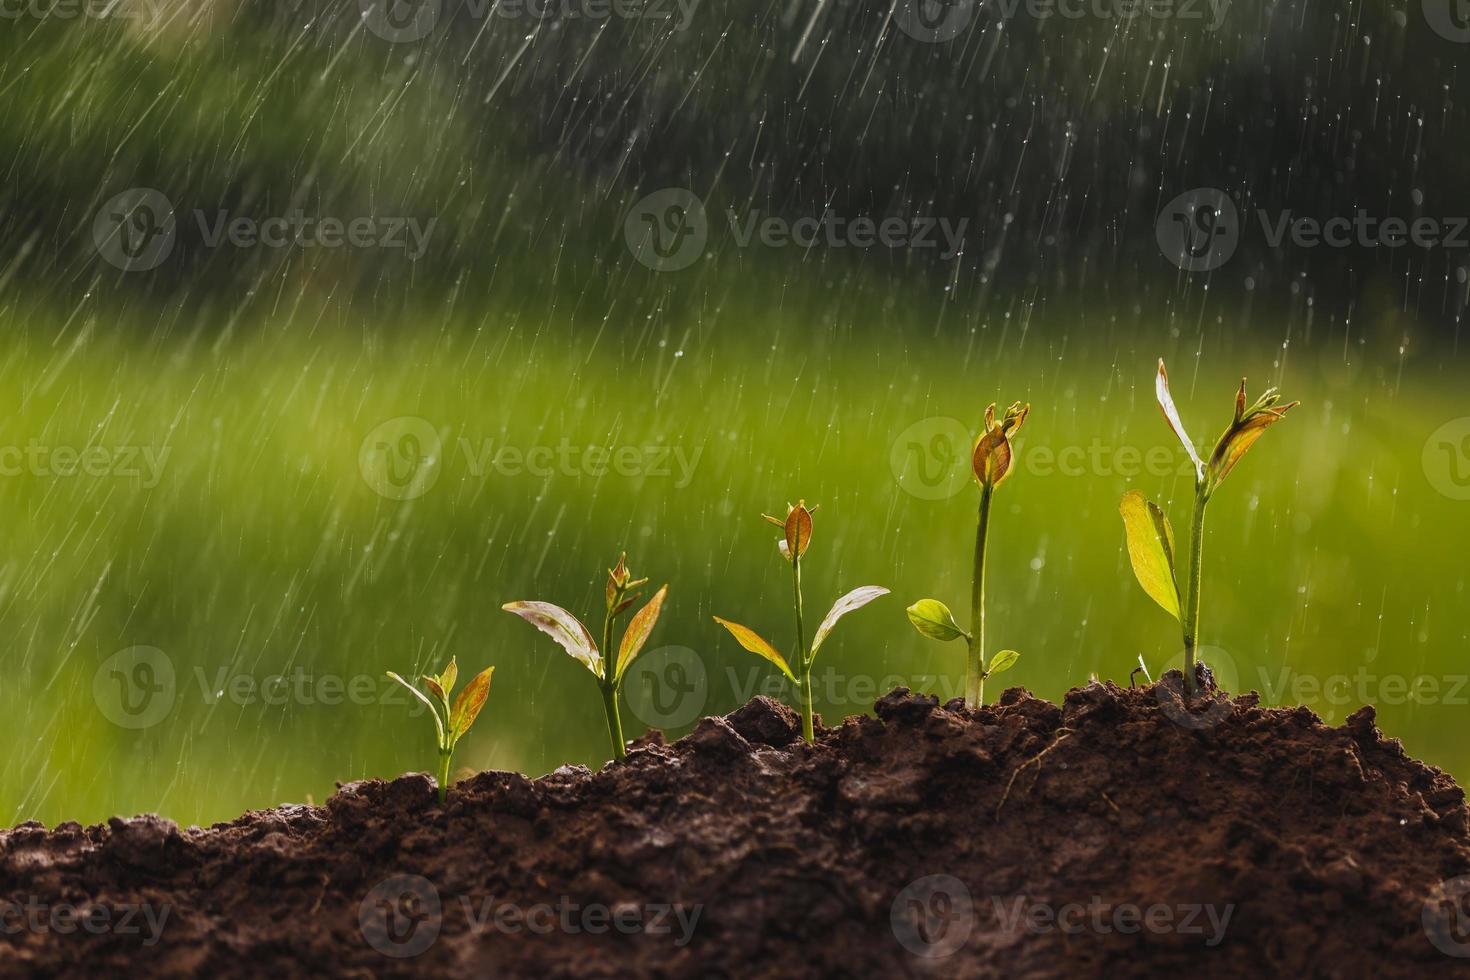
[601,608,627,760]
[792,551,813,741]
[436,744,451,804]
[967,484,994,709]
[1182,484,1209,698]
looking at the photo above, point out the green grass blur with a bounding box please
[0,298,1464,827]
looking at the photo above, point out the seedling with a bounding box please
[503,555,668,761]
[906,402,1028,708]
[385,658,494,802]
[1121,359,1298,696]
[714,501,889,741]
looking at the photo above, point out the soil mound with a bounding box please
[3,674,1468,977]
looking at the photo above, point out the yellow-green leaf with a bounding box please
[906,598,968,642]
[986,650,1020,677]
[450,666,494,743]
[712,616,795,681]
[1119,490,1182,621]
[616,585,669,681]
[437,658,458,697]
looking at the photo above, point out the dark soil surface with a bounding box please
[4,673,1470,978]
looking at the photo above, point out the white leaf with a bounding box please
[811,586,890,656]
[502,601,602,676]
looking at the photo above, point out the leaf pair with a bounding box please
[386,657,495,752]
[714,585,890,680]
[503,586,668,684]
[1154,359,1298,493]
[905,598,1020,679]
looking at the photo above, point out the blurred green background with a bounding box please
[1,5,1468,826]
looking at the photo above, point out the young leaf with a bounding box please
[386,671,445,744]
[450,666,494,743]
[985,650,1020,677]
[712,616,796,681]
[971,427,1013,487]
[501,601,603,676]
[616,585,669,680]
[1207,396,1298,491]
[422,674,448,709]
[810,586,891,656]
[784,504,814,560]
[1155,359,1205,482]
[906,598,968,642]
[437,658,458,697]
[1119,490,1182,621]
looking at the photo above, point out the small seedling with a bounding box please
[502,555,668,761]
[906,402,1028,708]
[385,658,494,802]
[1121,359,1298,696]
[714,501,889,741]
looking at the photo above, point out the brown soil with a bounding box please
[3,673,1469,978]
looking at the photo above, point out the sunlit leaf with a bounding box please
[971,428,1013,487]
[1155,359,1204,482]
[617,585,668,680]
[985,650,1020,677]
[713,616,795,681]
[1207,399,1298,490]
[1119,490,1182,621]
[437,657,458,697]
[422,675,447,706]
[808,586,889,657]
[785,503,814,560]
[386,671,444,745]
[906,598,968,642]
[501,601,602,677]
[450,666,494,743]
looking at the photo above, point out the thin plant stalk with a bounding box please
[436,744,452,803]
[791,549,814,741]
[601,608,627,760]
[967,483,994,708]
[1181,484,1209,697]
